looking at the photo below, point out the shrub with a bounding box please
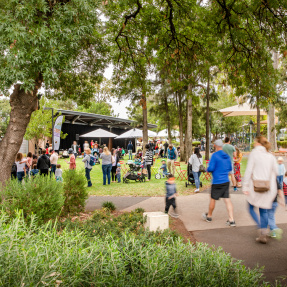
[62,169,88,215]
[192,141,201,146]
[277,141,287,148]
[102,201,116,211]
[0,176,64,224]
[0,212,268,286]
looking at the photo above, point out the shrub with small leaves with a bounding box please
[102,201,116,211]
[62,169,88,215]
[0,176,64,225]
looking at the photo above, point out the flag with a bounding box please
[53,116,63,151]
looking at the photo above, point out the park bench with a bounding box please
[274,148,287,158]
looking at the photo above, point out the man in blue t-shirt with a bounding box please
[202,139,236,227]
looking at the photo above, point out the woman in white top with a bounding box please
[242,136,278,244]
[15,153,26,182]
[188,147,203,192]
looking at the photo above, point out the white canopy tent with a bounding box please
[115,128,157,149]
[219,103,268,117]
[157,129,180,138]
[115,128,156,139]
[80,128,118,145]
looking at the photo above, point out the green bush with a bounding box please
[0,176,64,224]
[102,201,116,211]
[0,212,268,286]
[277,141,287,148]
[62,169,88,215]
[192,141,201,146]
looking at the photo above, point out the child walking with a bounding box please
[55,164,63,182]
[164,174,178,218]
[160,159,168,177]
[277,157,286,188]
[116,163,121,183]
[284,171,287,210]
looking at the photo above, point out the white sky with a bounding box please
[104,64,130,119]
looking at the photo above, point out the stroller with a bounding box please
[123,163,146,183]
[185,163,203,188]
[92,152,101,165]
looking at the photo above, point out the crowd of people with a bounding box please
[11,134,287,244]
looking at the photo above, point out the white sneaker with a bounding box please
[194,189,200,193]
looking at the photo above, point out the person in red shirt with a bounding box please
[66,148,76,170]
[90,140,94,148]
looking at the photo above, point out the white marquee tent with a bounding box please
[219,103,268,117]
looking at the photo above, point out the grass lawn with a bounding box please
[57,155,248,197]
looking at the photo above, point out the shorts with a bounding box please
[211,182,230,200]
[229,163,234,174]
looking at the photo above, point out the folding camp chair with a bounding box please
[174,162,187,181]
[202,160,212,181]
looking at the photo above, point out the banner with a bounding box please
[53,115,63,151]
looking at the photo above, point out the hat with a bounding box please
[117,163,121,167]
[68,148,74,154]
[278,157,283,161]
[214,139,224,147]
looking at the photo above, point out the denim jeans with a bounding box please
[116,173,121,183]
[85,168,92,187]
[17,171,25,182]
[192,171,201,189]
[277,175,283,189]
[74,153,78,160]
[50,164,56,177]
[268,202,278,230]
[128,150,133,160]
[248,203,268,229]
[102,164,112,185]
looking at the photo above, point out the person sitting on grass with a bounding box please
[55,164,63,182]
[160,159,168,177]
[116,163,121,183]
[30,164,39,177]
[165,174,178,218]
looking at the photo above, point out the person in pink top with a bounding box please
[21,152,33,175]
[67,148,76,170]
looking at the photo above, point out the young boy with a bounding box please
[30,164,39,177]
[55,164,63,182]
[160,159,168,177]
[277,157,286,188]
[116,163,121,183]
[283,171,287,210]
[165,174,178,218]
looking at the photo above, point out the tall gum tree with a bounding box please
[0,0,107,184]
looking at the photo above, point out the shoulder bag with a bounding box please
[197,156,206,172]
[252,177,270,193]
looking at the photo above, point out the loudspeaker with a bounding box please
[76,134,79,141]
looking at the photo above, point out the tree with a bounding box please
[77,101,117,117]
[0,99,10,139]
[0,0,107,183]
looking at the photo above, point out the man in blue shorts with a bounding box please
[202,139,236,227]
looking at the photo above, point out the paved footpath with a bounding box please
[86,187,287,284]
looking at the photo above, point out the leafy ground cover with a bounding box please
[0,209,270,287]
[57,155,248,196]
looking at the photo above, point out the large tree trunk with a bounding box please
[141,93,148,154]
[185,84,193,163]
[268,51,278,151]
[0,80,42,185]
[205,69,210,161]
[256,94,260,136]
[177,91,185,162]
[164,94,172,144]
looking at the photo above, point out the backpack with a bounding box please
[11,162,17,173]
[89,155,96,166]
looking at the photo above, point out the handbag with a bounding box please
[197,156,206,172]
[252,178,270,193]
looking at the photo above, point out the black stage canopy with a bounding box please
[54,109,157,129]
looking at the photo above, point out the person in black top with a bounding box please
[163,141,169,158]
[37,150,51,176]
[45,140,50,149]
[127,141,133,160]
